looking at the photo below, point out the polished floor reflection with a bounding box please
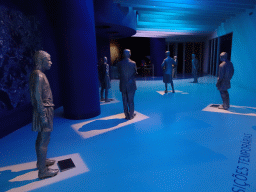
[1,75,256,192]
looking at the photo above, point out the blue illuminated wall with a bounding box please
[213,7,256,91]
[0,0,61,138]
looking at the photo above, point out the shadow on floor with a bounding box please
[228,106,256,114]
[210,104,256,115]
[78,118,127,132]
[0,168,38,192]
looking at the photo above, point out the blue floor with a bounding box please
[1,75,256,192]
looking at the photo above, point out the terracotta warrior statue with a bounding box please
[29,50,59,179]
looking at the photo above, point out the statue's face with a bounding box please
[220,53,227,62]
[124,50,131,58]
[42,54,52,70]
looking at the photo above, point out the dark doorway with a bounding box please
[208,33,233,76]
[167,43,175,58]
[194,42,204,74]
[220,33,233,61]
[113,37,152,77]
[185,42,193,74]
[208,39,212,74]
[177,43,183,74]
[213,38,218,76]
[118,37,151,67]
[208,38,219,76]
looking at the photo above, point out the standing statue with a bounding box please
[117,49,137,120]
[192,54,199,83]
[161,51,176,93]
[172,56,178,78]
[99,56,111,102]
[29,50,59,179]
[216,52,234,110]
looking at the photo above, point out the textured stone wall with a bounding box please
[0,5,42,113]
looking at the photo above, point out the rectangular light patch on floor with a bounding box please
[203,104,256,117]
[100,98,119,105]
[0,153,89,192]
[157,90,189,95]
[71,111,149,139]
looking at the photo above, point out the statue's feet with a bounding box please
[165,90,168,93]
[105,99,111,103]
[45,159,56,166]
[172,90,175,93]
[39,168,59,179]
[125,113,130,120]
[100,98,105,101]
[37,159,56,169]
[129,113,136,120]
[218,105,228,110]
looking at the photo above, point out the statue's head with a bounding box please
[192,54,195,59]
[174,56,177,60]
[104,56,108,63]
[34,50,52,71]
[220,52,228,61]
[123,49,131,59]
[165,51,170,57]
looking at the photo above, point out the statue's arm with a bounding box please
[134,62,138,75]
[231,64,234,78]
[216,65,224,87]
[173,59,177,67]
[161,59,165,69]
[34,73,48,126]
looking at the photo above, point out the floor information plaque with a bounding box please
[57,158,76,172]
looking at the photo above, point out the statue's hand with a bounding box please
[41,117,48,128]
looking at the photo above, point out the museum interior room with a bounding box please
[1,0,256,191]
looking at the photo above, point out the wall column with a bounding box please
[43,0,100,119]
[150,38,166,77]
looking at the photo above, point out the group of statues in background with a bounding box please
[161,52,200,93]
[98,49,137,120]
[98,49,233,118]
[160,51,234,110]
[29,49,233,180]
